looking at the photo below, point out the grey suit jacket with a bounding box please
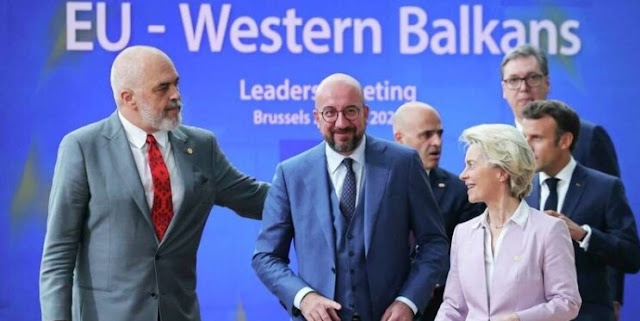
[40,112,268,321]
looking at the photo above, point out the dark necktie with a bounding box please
[544,177,559,211]
[147,134,174,241]
[340,158,356,220]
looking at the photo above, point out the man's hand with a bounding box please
[300,292,342,321]
[545,210,587,241]
[495,313,520,321]
[381,300,414,321]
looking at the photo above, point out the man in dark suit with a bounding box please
[39,46,269,321]
[252,73,448,321]
[501,44,624,317]
[392,101,484,320]
[521,100,640,321]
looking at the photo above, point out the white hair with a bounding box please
[109,45,171,106]
[460,124,536,199]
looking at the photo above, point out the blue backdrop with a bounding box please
[2,0,639,320]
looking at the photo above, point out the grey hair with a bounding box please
[460,124,536,200]
[500,44,549,78]
[110,45,171,106]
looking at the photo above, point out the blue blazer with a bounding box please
[525,163,640,321]
[573,120,620,178]
[572,120,625,305]
[252,135,449,320]
[429,167,484,242]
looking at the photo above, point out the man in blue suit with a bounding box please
[392,101,484,321]
[252,73,448,321]
[521,100,640,321]
[500,44,624,317]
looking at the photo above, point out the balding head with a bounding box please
[110,46,174,106]
[314,73,364,109]
[110,46,182,133]
[392,101,443,170]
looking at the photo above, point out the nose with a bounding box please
[459,168,468,181]
[334,111,350,128]
[170,84,181,100]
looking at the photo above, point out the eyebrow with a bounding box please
[153,77,179,91]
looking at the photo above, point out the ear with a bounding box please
[312,109,321,128]
[120,89,136,109]
[362,105,370,119]
[496,168,510,183]
[559,132,574,150]
[393,131,403,143]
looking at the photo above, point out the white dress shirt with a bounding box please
[118,111,184,218]
[474,200,529,303]
[538,157,592,250]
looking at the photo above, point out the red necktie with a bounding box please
[147,134,174,241]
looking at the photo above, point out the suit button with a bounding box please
[350,269,354,274]
[347,234,354,239]
[150,292,157,298]
[155,254,160,260]
[349,251,354,257]
[331,267,336,274]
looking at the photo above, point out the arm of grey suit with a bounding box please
[401,153,449,313]
[211,136,269,219]
[40,134,88,321]
[586,179,640,273]
[252,164,309,316]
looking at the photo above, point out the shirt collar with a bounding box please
[118,111,169,149]
[473,199,530,229]
[539,157,577,186]
[326,135,366,174]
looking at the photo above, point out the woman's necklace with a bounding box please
[487,216,504,229]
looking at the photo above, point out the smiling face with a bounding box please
[313,80,369,155]
[459,144,504,204]
[502,56,550,121]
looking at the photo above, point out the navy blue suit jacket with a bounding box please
[572,120,624,304]
[526,163,640,321]
[252,135,449,320]
[429,167,485,243]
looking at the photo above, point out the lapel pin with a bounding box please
[186,147,193,155]
[513,256,521,262]
[438,183,446,188]
[575,183,581,187]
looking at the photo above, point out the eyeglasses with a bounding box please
[502,74,546,90]
[319,106,361,123]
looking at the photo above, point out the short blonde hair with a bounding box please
[460,124,535,199]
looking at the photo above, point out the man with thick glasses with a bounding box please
[501,44,624,320]
[253,73,448,321]
[392,101,484,321]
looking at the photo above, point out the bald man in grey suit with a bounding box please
[39,46,269,321]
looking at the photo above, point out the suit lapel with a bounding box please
[102,112,153,229]
[491,222,525,307]
[303,143,337,262]
[363,136,390,256]
[468,225,490,313]
[161,128,198,244]
[430,168,447,203]
[561,164,587,218]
